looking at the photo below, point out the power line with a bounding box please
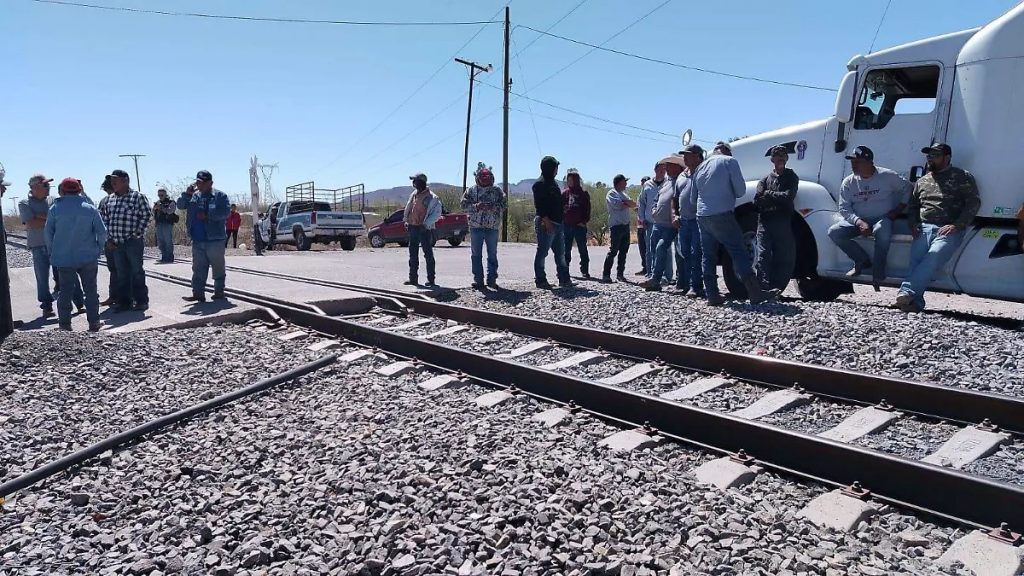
[356,91,468,168]
[868,0,893,54]
[312,3,508,177]
[518,24,836,92]
[510,108,676,144]
[512,0,590,57]
[509,31,543,157]
[30,0,501,26]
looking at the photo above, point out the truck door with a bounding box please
[841,63,946,281]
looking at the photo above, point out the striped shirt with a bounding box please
[99,189,151,243]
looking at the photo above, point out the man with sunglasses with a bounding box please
[897,143,980,312]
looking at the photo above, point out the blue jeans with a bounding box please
[603,224,630,277]
[898,223,963,309]
[156,223,175,262]
[112,237,148,307]
[676,218,703,292]
[534,217,570,284]
[647,221,673,280]
[827,217,894,281]
[650,224,676,283]
[470,227,499,284]
[698,212,754,297]
[564,224,590,275]
[755,214,796,291]
[56,263,99,327]
[407,225,435,282]
[103,243,118,300]
[30,246,53,310]
[192,240,227,296]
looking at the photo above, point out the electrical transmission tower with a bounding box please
[258,163,278,203]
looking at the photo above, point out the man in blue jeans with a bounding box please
[689,145,778,306]
[19,174,57,317]
[897,143,980,312]
[667,154,704,297]
[532,156,572,288]
[153,186,178,263]
[179,170,231,302]
[100,169,151,312]
[461,164,506,289]
[402,173,442,287]
[45,178,106,332]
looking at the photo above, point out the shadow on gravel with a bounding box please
[723,296,803,316]
[181,300,239,316]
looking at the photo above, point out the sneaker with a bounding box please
[639,279,660,291]
[895,292,915,311]
[99,298,114,306]
[486,280,500,289]
[471,282,486,290]
[685,289,706,299]
[88,321,103,332]
[182,295,206,303]
[581,272,591,280]
[846,262,872,277]
[76,305,86,314]
[424,280,436,288]
[616,273,627,282]
[211,293,227,300]
[535,280,553,289]
[42,307,55,318]
[706,293,725,306]
[403,279,418,286]
[557,280,575,288]
[634,270,648,276]
[133,303,149,312]
[601,275,613,284]
[58,324,72,331]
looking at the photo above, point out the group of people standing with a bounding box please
[17,169,235,331]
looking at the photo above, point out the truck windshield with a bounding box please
[855,65,939,130]
[289,201,333,213]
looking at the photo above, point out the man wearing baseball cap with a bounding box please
[44,178,106,331]
[532,156,571,288]
[99,168,151,311]
[637,162,672,280]
[402,173,442,287]
[827,146,911,288]
[752,145,800,292]
[896,143,980,312]
[18,174,57,316]
[603,173,637,282]
[178,170,231,302]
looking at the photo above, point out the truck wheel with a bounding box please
[447,235,464,247]
[720,210,758,299]
[341,236,357,251]
[369,234,385,248]
[796,277,848,301]
[294,230,311,251]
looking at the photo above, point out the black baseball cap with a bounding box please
[921,142,952,156]
[769,145,790,157]
[109,169,130,179]
[844,146,874,161]
[196,170,213,182]
[713,141,732,153]
[681,144,705,156]
[409,173,427,183]
[613,174,629,183]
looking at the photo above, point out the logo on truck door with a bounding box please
[796,140,808,161]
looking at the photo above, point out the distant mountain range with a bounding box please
[363,178,561,205]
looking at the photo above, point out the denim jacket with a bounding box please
[44,195,107,268]
[177,188,230,241]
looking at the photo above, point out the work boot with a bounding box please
[211,293,227,300]
[601,274,613,284]
[88,321,103,332]
[581,270,591,280]
[403,277,418,286]
[99,297,114,306]
[535,279,553,289]
[706,292,725,306]
[616,273,627,282]
[743,276,778,305]
[424,278,436,288]
[42,307,54,318]
[182,294,206,303]
[634,269,647,276]
[846,261,872,277]
[486,280,500,289]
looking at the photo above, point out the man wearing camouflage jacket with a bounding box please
[897,143,980,312]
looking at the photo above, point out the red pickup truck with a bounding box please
[367,209,469,248]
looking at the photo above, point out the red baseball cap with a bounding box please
[58,177,83,193]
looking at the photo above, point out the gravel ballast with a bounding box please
[1,342,974,575]
[4,241,33,268]
[0,325,320,482]
[446,280,1024,398]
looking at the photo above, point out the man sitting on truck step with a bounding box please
[403,173,442,287]
[827,146,911,290]
[897,143,981,312]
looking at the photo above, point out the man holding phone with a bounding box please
[460,163,506,289]
[178,170,230,302]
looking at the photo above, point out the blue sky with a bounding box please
[0,0,1015,209]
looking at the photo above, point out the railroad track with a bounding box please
[5,234,1024,572]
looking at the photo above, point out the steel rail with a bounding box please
[241,296,1024,531]
[166,260,1024,436]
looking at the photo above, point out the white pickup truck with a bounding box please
[258,199,364,251]
[722,3,1024,302]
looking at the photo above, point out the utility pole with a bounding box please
[118,154,146,192]
[0,163,12,338]
[455,58,492,193]
[502,6,511,242]
[258,163,279,203]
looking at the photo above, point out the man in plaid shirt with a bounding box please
[99,169,150,311]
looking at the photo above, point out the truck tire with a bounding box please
[796,276,848,301]
[720,210,758,299]
[447,234,464,247]
[340,236,357,251]
[369,233,385,248]
[294,229,311,251]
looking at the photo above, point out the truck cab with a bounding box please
[728,4,1024,302]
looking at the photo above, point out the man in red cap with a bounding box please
[45,178,107,331]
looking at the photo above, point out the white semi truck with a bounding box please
[722,3,1024,302]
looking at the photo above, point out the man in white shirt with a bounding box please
[827,146,911,287]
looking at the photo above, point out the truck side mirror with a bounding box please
[834,71,857,124]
